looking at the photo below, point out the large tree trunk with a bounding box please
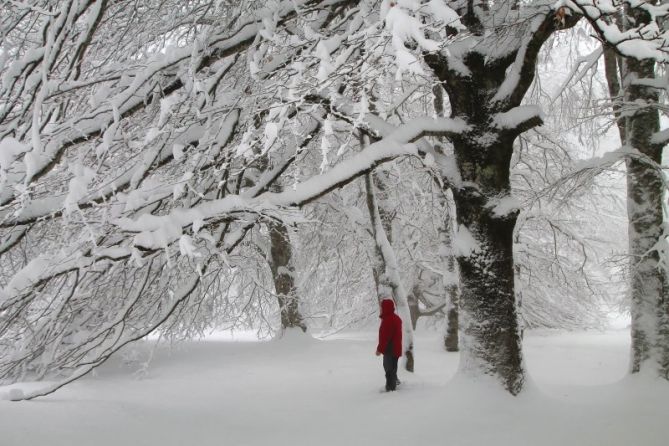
[365,172,416,372]
[451,137,524,393]
[603,18,669,378]
[425,49,530,392]
[268,221,306,332]
[420,7,581,393]
[423,17,563,391]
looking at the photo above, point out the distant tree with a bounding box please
[583,0,669,378]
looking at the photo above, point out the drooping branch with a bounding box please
[0,0,356,208]
[112,116,469,250]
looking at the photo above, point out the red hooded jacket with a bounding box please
[376,299,403,358]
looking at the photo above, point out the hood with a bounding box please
[380,298,395,318]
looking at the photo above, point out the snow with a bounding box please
[383,1,441,77]
[263,121,281,152]
[453,224,479,256]
[7,388,23,402]
[316,40,335,83]
[320,118,333,172]
[179,234,201,258]
[1,247,133,310]
[64,163,96,214]
[0,137,29,173]
[113,117,468,250]
[1,329,667,446]
[172,143,185,161]
[566,0,669,62]
[427,0,465,30]
[2,5,667,443]
[1,48,45,90]
[384,6,440,53]
[1,256,54,302]
[22,149,49,183]
[0,6,272,209]
[490,13,546,103]
[569,147,629,172]
[489,195,521,217]
[159,94,180,127]
[493,105,544,130]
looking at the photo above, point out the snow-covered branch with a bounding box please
[567,0,669,62]
[115,116,468,249]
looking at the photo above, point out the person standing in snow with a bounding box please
[375,298,403,392]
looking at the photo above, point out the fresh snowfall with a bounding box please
[1,1,669,445]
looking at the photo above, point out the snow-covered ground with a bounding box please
[1,328,667,446]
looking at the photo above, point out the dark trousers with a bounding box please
[383,354,399,391]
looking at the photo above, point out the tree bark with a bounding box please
[450,137,523,393]
[420,8,582,393]
[408,286,421,330]
[268,221,307,332]
[423,34,551,393]
[603,10,669,378]
[444,290,459,352]
[425,60,529,390]
[434,84,459,352]
[369,171,395,294]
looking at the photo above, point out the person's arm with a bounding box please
[396,316,403,356]
[376,319,389,355]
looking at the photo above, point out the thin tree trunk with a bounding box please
[249,119,309,335]
[369,171,394,295]
[434,84,459,352]
[268,221,306,332]
[441,190,459,352]
[444,291,459,352]
[365,171,416,372]
[408,286,421,330]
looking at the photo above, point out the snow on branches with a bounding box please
[0,0,648,398]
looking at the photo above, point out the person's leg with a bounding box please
[389,356,398,391]
[383,354,394,391]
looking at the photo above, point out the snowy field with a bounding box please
[1,328,667,446]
